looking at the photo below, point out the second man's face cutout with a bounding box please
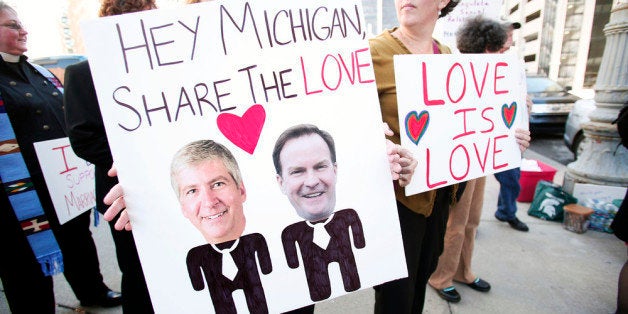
[277,134,337,221]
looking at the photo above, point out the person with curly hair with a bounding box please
[63,0,157,313]
[455,15,508,54]
[427,15,508,304]
[98,0,156,16]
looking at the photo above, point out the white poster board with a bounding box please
[81,1,406,312]
[433,0,502,51]
[573,183,627,203]
[33,137,95,224]
[394,53,527,196]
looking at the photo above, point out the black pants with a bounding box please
[98,173,154,313]
[52,210,111,302]
[107,220,154,313]
[373,188,451,314]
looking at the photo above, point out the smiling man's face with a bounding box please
[277,134,337,221]
[176,159,246,244]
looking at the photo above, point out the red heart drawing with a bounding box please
[405,110,429,145]
[501,102,517,129]
[217,104,266,154]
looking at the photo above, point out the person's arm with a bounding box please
[63,62,114,167]
[397,145,417,187]
[103,166,132,231]
[384,123,417,187]
[515,95,533,153]
[515,128,531,153]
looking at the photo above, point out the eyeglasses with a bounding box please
[1,22,24,31]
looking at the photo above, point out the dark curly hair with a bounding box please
[99,0,157,17]
[439,0,460,18]
[456,15,508,53]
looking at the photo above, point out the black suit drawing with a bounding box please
[281,208,365,301]
[186,232,272,314]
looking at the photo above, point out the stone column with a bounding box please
[563,2,628,193]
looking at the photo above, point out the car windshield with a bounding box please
[33,56,86,69]
[32,55,86,85]
[527,77,565,93]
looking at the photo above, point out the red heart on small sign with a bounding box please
[501,102,517,129]
[217,104,266,154]
[405,110,429,145]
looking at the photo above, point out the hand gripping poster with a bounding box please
[80,1,406,312]
[394,53,527,196]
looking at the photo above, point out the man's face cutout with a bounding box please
[277,134,337,221]
[175,159,246,244]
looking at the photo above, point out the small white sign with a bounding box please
[433,0,503,51]
[33,137,95,224]
[394,53,528,196]
[573,183,627,203]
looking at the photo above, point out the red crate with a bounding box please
[517,160,557,202]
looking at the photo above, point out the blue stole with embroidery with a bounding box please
[0,64,64,276]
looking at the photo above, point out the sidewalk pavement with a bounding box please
[2,149,625,313]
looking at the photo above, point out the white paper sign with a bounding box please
[573,183,627,203]
[395,53,527,196]
[33,137,95,224]
[433,0,502,51]
[81,1,406,312]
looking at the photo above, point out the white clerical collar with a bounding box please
[0,52,21,63]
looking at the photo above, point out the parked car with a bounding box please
[527,75,581,134]
[31,55,86,85]
[564,98,595,158]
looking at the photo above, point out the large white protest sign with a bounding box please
[81,1,406,312]
[33,138,95,224]
[395,53,527,196]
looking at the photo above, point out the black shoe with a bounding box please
[80,290,122,308]
[495,215,529,232]
[436,286,461,303]
[465,277,491,292]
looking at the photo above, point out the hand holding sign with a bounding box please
[82,1,407,312]
[394,53,527,195]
